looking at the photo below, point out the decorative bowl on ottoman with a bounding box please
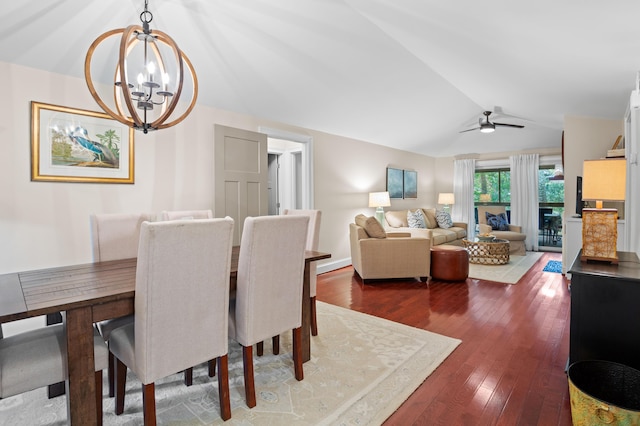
[477,234,496,242]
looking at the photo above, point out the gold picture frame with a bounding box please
[31,101,134,183]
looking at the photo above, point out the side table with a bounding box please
[463,238,510,265]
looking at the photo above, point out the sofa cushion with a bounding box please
[355,214,386,239]
[431,227,462,244]
[449,226,467,240]
[435,210,453,229]
[421,208,438,229]
[486,212,510,231]
[385,210,408,228]
[407,209,426,228]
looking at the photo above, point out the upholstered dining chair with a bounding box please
[283,209,322,336]
[156,209,219,382]
[0,323,109,425]
[158,209,213,220]
[90,212,155,397]
[229,215,309,408]
[109,218,234,424]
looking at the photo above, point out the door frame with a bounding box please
[260,126,314,209]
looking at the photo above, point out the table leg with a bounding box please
[301,261,311,363]
[46,312,66,398]
[65,306,98,426]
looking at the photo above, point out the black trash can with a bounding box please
[568,360,640,425]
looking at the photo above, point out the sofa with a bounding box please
[477,206,526,255]
[384,208,468,246]
[349,216,431,282]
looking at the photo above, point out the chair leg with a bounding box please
[115,357,127,415]
[184,367,193,386]
[208,359,216,377]
[217,355,232,420]
[108,352,115,397]
[272,335,280,355]
[256,341,264,356]
[95,371,103,426]
[292,327,304,381]
[142,383,156,426]
[310,296,318,336]
[242,345,256,408]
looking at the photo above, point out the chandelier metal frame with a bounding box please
[84,0,198,133]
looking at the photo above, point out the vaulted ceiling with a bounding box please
[2,0,639,157]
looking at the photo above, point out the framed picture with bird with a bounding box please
[31,101,134,183]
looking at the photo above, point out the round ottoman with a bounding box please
[430,245,469,281]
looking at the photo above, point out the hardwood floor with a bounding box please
[316,251,573,425]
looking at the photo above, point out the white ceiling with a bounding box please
[2,0,640,157]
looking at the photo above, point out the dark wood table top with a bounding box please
[0,248,331,324]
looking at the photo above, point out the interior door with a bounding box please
[214,125,268,245]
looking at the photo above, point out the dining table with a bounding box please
[0,246,330,425]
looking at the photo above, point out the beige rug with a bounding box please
[0,302,461,425]
[468,252,544,284]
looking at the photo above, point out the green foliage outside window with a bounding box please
[474,166,564,213]
[474,170,510,204]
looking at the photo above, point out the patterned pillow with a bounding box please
[435,210,453,229]
[407,209,426,228]
[486,212,510,231]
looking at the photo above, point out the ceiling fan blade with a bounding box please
[459,127,480,133]
[494,122,525,129]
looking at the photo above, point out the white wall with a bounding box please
[564,115,624,217]
[0,62,439,274]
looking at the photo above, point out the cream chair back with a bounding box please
[158,210,213,221]
[231,215,309,346]
[133,218,234,384]
[282,209,321,295]
[90,213,155,261]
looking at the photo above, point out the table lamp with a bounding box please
[438,193,455,213]
[479,193,491,204]
[369,191,391,225]
[580,158,626,263]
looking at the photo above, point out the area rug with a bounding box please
[468,252,544,284]
[0,302,461,425]
[542,260,562,273]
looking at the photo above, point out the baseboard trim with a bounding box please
[317,257,351,274]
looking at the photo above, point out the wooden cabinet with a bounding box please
[568,251,640,371]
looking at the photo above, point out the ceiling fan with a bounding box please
[460,111,525,133]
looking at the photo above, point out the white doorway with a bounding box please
[261,127,314,214]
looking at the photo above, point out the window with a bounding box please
[474,169,510,204]
[539,166,564,216]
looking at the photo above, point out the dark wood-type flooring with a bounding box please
[316,251,573,425]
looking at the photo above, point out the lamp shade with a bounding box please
[479,193,491,203]
[368,192,391,208]
[582,158,626,202]
[438,193,455,205]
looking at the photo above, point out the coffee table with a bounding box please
[463,238,510,265]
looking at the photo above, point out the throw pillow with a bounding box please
[421,208,438,229]
[385,210,408,228]
[407,209,426,228]
[435,210,453,229]
[486,212,510,231]
[355,214,386,238]
[355,214,368,228]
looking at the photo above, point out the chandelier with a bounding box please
[85,0,198,133]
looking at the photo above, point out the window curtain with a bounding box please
[453,159,476,241]
[510,154,539,251]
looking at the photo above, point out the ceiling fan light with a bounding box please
[480,124,495,133]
